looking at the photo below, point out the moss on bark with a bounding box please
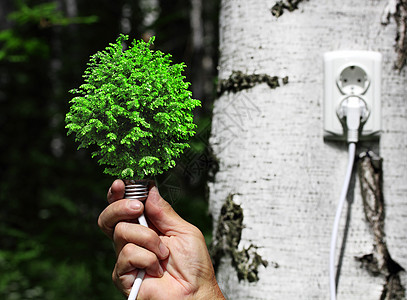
[271,0,308,18]
[217,70,288,96]
[210,194,269,282]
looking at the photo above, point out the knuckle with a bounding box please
[112,264,124,289]
[114,222,127,240]
[121,243,135,258]
[97,213,111,236]
[97,214,104,230]
[112,266,117,282]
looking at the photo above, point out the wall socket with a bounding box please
[323,51,382,140]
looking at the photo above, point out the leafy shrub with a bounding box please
[66,35,200,179]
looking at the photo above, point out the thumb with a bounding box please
[145,186,191,236]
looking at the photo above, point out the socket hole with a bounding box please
[337,65,369,95]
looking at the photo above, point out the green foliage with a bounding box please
[0,1,117,299]
[7,2,97,26]
[0,223,121,300]
[0,1,97,63]
[66,35,201,179]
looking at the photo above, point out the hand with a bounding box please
[98,180,225,300]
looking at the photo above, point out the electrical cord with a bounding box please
[128,213,148,300]
[329,96,364,299]
[329,142,356,300]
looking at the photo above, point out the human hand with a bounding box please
[98,180,225,300]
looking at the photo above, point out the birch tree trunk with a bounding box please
[208,1,407,299]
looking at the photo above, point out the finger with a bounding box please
[107,179,125,204]
[113,222,169,260]
[145,186,192,236]
[98,199,144,238]
[114,243,164,280]
[112,263,135,297]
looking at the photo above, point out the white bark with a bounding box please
[209,1,407,299]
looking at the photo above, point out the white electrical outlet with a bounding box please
[323,51,382,140]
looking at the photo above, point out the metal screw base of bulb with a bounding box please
[124,180,149,201]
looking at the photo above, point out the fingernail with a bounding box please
[128,200,141,211]
[159,242,169,258]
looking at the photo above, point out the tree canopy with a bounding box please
[66,35,200,179]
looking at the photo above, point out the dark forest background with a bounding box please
[0,0,219,298]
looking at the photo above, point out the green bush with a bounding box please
[66,35,200,179]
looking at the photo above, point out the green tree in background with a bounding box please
[0,0,218,299]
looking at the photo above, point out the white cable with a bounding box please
[329,84,364,299]
[128,270,145,300]
[127,214,148,300]
[329,142,356,300]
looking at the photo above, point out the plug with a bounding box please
[337,96,369,143]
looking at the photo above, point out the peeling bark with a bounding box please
[217,70,288,96]
[271,0,308,18]
[381,0,407,71]
[357,151,405,299]
[210,194,269,282]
